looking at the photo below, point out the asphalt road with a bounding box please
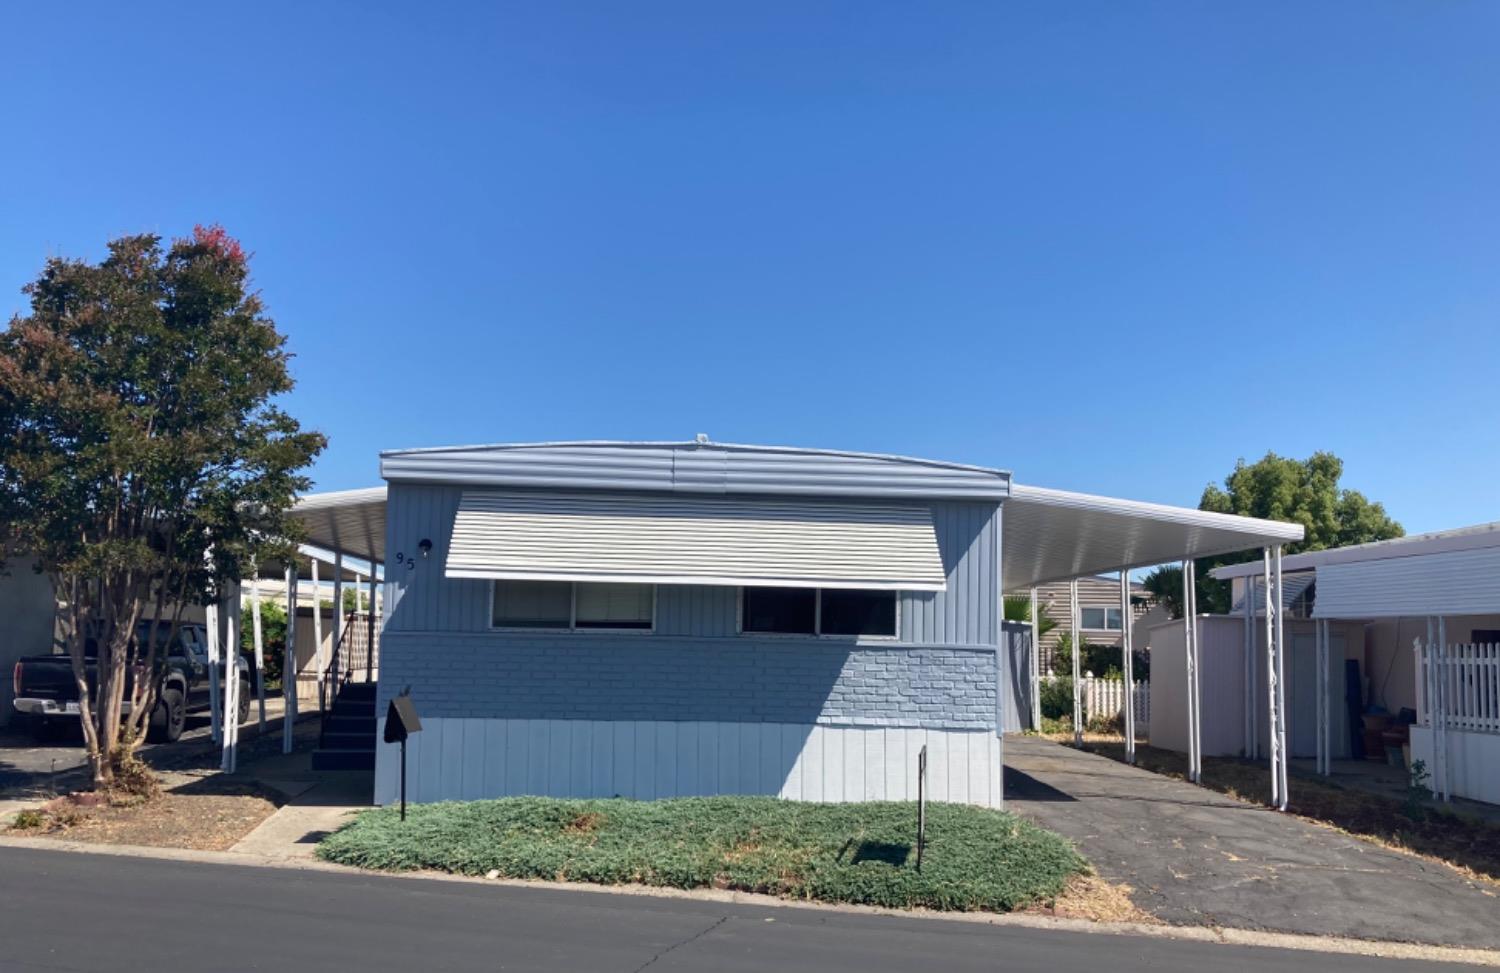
[0,845,1486,973]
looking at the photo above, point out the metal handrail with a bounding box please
[313,611,375,746]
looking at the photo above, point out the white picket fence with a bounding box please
[1044,673,1150,727]
[1417,641,1500,735]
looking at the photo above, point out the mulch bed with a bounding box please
[7,777,284,851]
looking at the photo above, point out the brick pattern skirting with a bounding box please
[379,632,997,731]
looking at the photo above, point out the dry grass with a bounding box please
[1071,738,1500,886]
[5,776,282,851]
[1026,873,1158,924]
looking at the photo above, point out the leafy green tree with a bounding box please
[241,598,289,687]
[1148,452,1403,617]
[0,228,324,788]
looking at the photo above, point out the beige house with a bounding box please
[1025,575,1166,673]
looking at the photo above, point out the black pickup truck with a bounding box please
[11,619,250,743]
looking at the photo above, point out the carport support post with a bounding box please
[283,564,298,754]
[1437,616,1449,802]
[332,552,345,695]
[1028,586,1041,731]
[1318,619,1331,776]
[1070,578,1082,745]
[1120,570,1135,764]
[311,557,324,713]
[251,574,267,731]
[1243,576,1256,759]
[1273,545,1289,811]
[206,600,221,745]
[1182,559,1201,783]
[1263,549,1279,806]
[367,570,378,682]
[222,592,240,773]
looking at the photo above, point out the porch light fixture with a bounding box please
[418,538,432,559]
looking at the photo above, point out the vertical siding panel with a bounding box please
[461,719,486,800]
[591,721,613,797]
[843,729,864,803]
[417,720,444,802]
[547,722,570,797]
[613,722,636,798]
[654,723,677,798]
[505,720,528,795]
[526,721,549,796]
[483,719,507,797]
[697,723,717,795]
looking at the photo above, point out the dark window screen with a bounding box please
[743,587,816,634]
[820,589,897,637]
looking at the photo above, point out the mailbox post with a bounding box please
[383,691,422,820]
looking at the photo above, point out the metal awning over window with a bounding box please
[445,491,948,591]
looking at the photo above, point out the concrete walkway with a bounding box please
[226,741,372,860]
[1005,735,1500,950]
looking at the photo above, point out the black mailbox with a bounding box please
[385,690,422,820]
[384,695,422,744]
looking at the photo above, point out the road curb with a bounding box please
[2,834,1497,966]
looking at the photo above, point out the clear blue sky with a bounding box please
[2,2,1496,533]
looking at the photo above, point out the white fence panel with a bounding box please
[1050,673,1150,729]
[1420,642,1500,735]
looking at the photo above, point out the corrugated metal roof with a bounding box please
[1210,521,1500,580]
[1314,546,1500,618]
[444,490,948,591]
[380,440,1011,501]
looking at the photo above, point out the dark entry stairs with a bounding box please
[312,682,377,771]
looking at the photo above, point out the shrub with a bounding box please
[1040,676,1074,720]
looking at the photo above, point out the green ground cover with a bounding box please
[318,795,1086,912]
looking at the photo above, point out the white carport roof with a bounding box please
[1208,520,1500,619]
[1001,485,1303,590]
[291,487,388,565]
[290,481,1306,588]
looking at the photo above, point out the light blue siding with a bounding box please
[384,485,999,647]
[379,483,1003,734]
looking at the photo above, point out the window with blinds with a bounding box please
[492,581,654,631]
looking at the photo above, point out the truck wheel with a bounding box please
[237,680,252,724]
[148,688,186,743]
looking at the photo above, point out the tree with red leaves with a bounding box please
[0,229,325,789]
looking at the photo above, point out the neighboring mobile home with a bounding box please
[1208,523,1500,805]
[289,439,1303,807]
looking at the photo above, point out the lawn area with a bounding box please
[317,795,1087,912]
[1062,737,1500,885]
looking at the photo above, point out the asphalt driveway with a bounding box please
[1004,735,1500,950]
[0,698,297,798]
